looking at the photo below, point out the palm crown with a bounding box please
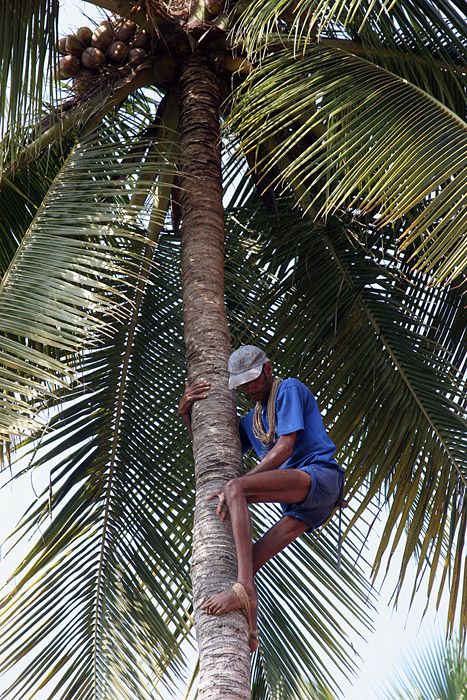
[0,0,466,698]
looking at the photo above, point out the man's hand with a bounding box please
[207,490,230,522]
[178,379,210,417]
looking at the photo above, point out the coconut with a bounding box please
[114,19,136,43]
[65,34,84,56]
[128,48,147,68]
[58,37,67,55]
[91,24,113,51]
[81,47,106,70]
[76,26,93,47]
[107,41,129,63]
[131,30,150,50]
[59,55,82,78]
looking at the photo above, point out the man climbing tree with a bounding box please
[179,344,345,651]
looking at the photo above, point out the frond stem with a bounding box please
[323,230,466,488]
[2,67,156,182]
[319,39,467,76]
[90,97,178,693]
[85,0,151,28]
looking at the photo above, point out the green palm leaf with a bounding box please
[1,223,373,699]
[232,0,466,62]
[224,197,466,629]
[0,134,75,277]
[0,0,59,169]
[0,283,194,699]
[0,90,168,278]
[379,634,467,699]
[0,121,178,443]
[228,45,467,282]
[350,5,465,115]
[252,510,373,697]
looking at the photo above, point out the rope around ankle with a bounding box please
[252,377,282,447]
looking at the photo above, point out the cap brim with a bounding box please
[228,363,263,390]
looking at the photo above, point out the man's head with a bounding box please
[228,345,273,402]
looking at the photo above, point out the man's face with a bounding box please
[239,363,273,403]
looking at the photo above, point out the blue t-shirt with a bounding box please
[239,378,339,470]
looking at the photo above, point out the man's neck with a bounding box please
[262,376,274,403]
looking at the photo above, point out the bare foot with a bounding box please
[202,583,259,652]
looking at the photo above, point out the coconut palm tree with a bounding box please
[0,0,465,698]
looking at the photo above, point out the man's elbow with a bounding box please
[280,441,294,462]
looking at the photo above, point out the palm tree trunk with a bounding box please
[179,53,251,698]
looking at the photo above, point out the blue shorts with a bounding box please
[280,464,345,531]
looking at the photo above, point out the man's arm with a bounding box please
[209,432,298,521]
[248,432,298,475]
[178,379,210,439]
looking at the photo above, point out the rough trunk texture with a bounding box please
[179,53,251,698]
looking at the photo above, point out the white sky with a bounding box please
[0,1,455,698]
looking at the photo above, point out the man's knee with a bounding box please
[280,516,309,544]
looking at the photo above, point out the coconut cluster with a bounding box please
[58,19,152,90]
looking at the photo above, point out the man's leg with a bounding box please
[252,516,309,574]
[201,470,311,648]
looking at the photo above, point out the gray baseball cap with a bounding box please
[228,345,269,390]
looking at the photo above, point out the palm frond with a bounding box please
[351,13,465,116]
[353,0,467,68]
[0,134,75,277]
[0,111,178,445]
[0,252,194,699]
[0,88,168,279]
[379,633,467,699]
[1,61,159,184]
[0,0,59,169]
[223,196,466,634]
[232,0,466,63]
[228,45,467,283]
[252,508,373,697]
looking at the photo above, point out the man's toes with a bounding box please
[202,597,219,615]
[204,604,220,616]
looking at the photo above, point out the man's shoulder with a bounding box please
[279,377,310,394]
[281,377,302,388]
[278,378,316,406]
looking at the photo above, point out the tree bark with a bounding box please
[179,53,251,698]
